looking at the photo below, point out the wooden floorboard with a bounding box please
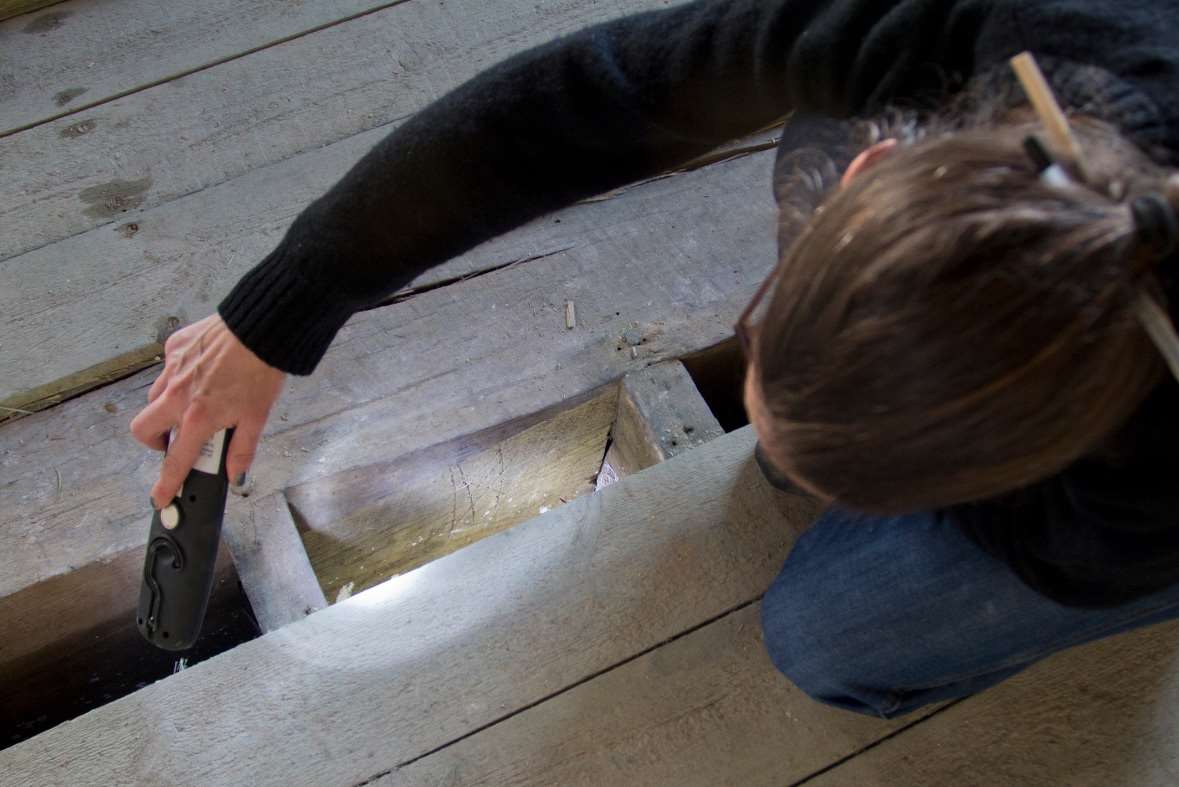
[0,111,771,409]
[0,428,826,786]
[390,604,937,787]
[0,0,659,262]
[0,0,398,134]
[805,620,1179,787]
[0,148,777,640]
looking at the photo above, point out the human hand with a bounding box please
[130,313,286,509]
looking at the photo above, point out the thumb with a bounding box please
[226,419,264,487]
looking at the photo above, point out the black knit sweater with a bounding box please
[220,0,1179,608]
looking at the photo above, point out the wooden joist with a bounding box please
[0,428,841,785]
[605,360,726,478]
[220,492,327,632]
[289,388,618,601]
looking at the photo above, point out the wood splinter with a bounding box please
[565,300,577,330]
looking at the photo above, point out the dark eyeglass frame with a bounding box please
[734,259,786,361]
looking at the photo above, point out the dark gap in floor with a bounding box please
[681,337,750,433]
[0,559,260,751]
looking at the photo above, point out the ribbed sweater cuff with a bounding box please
[218,247,356,375]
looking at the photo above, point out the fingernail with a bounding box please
[149,496,159,511]
[234,472,247,487]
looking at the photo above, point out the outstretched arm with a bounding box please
[138,0,1019,506]
[220,0,1008,374]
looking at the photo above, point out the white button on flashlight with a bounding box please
[161,503,181,530]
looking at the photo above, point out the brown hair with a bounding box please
[748,115,1175,514]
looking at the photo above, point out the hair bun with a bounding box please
[1130,193,1179,258]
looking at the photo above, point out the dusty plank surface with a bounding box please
[221,492,327,632]
[0,0,62,24]
[807,620,1179,787]
[0,146,779,604]
[392,605,935,787]
[0,0,396,134]
[0,0,662,262]
[0,428,823,786]
[0,103,769,405]
[295,388,617,601]
[606,359,725,477]
[0,343,162,424]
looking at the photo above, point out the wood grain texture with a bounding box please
[0,147,779,605]
[392,605,936,787]
[0,113,770,404]
[0,0,662,262]
[0,0,399,134]
[0,342,161,424]
[221,492,327,632]
[0,428,823,786]
[807,620,1179,787]
[296,388,617,601]
[606,360,725,477]
[0,0,62,24]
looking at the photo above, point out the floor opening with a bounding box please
[287,387,619,602]
[1,553,259,751]
[681,338,750,433]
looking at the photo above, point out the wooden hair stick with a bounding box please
[1011,51,1179,383]
[1010,52,1085,172]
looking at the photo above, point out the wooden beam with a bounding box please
[220,492,326,632]
[394,605,941,786]
[806,620,1179,786]
[604,359,725,478]
[0,0,661,262]
[0,428,824,784]
[291,387,618,602]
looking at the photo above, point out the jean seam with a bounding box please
[903,594,1179,692]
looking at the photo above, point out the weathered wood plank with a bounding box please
[0,0,398,134]
[0,149,777,698]
[605,359,725,478]
[0,149,776,583]
[0,0,663,262]
[806,620,1179,787]
[392,605,937,787]
[0,428,823,785]
[0,0,62,24]
[0,98,771,407]
[0,343,162,425]
[294,387,617,601]
[221,491,327,632]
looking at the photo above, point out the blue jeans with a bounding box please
[761,507,1179,719]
